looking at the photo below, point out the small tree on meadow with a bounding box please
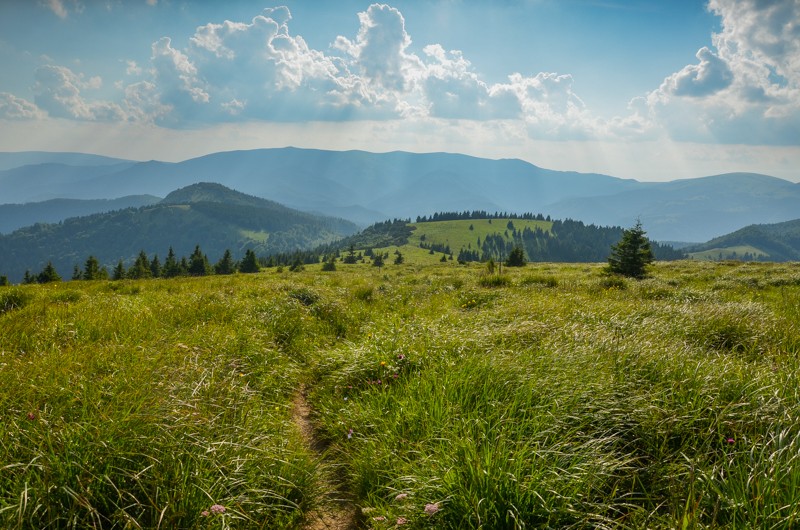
[163,247,181,278]
[607,220,654,279]
[83,255,103,280]
[239,249,260,273]
[188,245,211,276]
[37,262,61,283]
[0,275,9,286]
[113,260,126,280]
[321,255,337,271]
[150,255,162,278]
[394,250,404,265]
[372,253,384,268]
[506,246,526,267]
[215,249,236,275]
[128,250,152,279]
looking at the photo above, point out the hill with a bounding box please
[2,149,798,242]
[0,183,358,283]
[320,213,685,265]
[0,195,162,234]
[685,218,800,261]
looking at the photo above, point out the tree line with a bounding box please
[15,246,262,284]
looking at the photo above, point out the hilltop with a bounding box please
[0,183,357,283]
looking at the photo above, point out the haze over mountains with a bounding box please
[1,148,799,243]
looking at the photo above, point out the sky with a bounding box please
[0,0,798,182]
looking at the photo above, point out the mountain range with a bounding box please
[3,148,798,242]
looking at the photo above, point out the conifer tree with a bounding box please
[506,246,526,267]
[72,264,82,281]
[150,255,162,278]
[23,270,34,284]
[215,249,236,275]
[37,262,61,283]
[0,275,8,286]
[188,245,211,276]
[372,253,384,268]
[83,255,103,280]
[113,260,126,280]
[607,220,654,279]
[128,250,152,279]
[321,255,336,271]
[163,247,180,278]
[240,249,260,273]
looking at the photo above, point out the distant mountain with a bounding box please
[545,173,800,242]
[0,151,135,171]
[685,218,800,261]
[0,195,162,234]
[1,148,798,242]
[0,182,358,283]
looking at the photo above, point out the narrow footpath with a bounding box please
[292,386,358,530]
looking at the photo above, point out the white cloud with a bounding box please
[0,93,44,119]
[644,0,800,145]
[33,64,125,121]
[42,0,83,19]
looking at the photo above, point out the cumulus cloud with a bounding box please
[43,0,82,19]
[0,93,45,119]
[33,64,125,121]
[645,0,800,145]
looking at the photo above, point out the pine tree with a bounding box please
[506,246,526,267]
[113,260,126,280]
[0,275,9,286]
[37,262,61,283]
[394,250,404,265]
[321,255,337,271]
[23,270,34,284]
[215,249,236,275]
[188,245,210,276]
[239,249,260,273]
[163,247,180,278]
[83,255,102,280]
[72,264,82,281]
[607,220,654,279]
[150,255,162,278]
[128,250,152,279]
[372,253,384,268]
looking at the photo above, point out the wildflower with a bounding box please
[424,502,440,515]
[210,504,226,515]
[397,517,408,525]
[373,515,386,521]
[347,428,353,439]
[397,354,405,361]
[201,510,210,517]
[726,438,735,444]
[394,493,408,501]
[26,412,36,420]
[380,361,387,366]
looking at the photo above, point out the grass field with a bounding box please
[2,259,800,528]
[408,219,552,255]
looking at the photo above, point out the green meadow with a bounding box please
[2,259,800,529]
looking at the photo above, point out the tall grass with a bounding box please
[2,261,799,528]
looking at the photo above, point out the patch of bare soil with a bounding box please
[292,387,358,530]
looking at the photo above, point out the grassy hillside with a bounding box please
[0,183,358,283]
[409,218,552,254]
[687,219,800,262]
[2,260,800,528]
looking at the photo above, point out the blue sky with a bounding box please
[0,0,798,182]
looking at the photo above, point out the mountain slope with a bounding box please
[545,173,800,242]
[0,183,358,282]
[685,218,800,261]
[0,195,162,234]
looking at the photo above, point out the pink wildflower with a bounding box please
[373,515,386,521]
[210,504,225,515]
[424,502,440,515]
[394,492,408,501]
[726,438,735,444]
[396,517,408,525]
[200,510,210,517]
[347,428,353,439]
[26,412,36,420]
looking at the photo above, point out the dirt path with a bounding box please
[292,387,358,530]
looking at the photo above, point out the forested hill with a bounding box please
[0,183,358,283]
[319,214,685,263]
[685,219,800,261]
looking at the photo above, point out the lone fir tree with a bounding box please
[607,220,654,279]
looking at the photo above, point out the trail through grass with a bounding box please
[2,260,800,528]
